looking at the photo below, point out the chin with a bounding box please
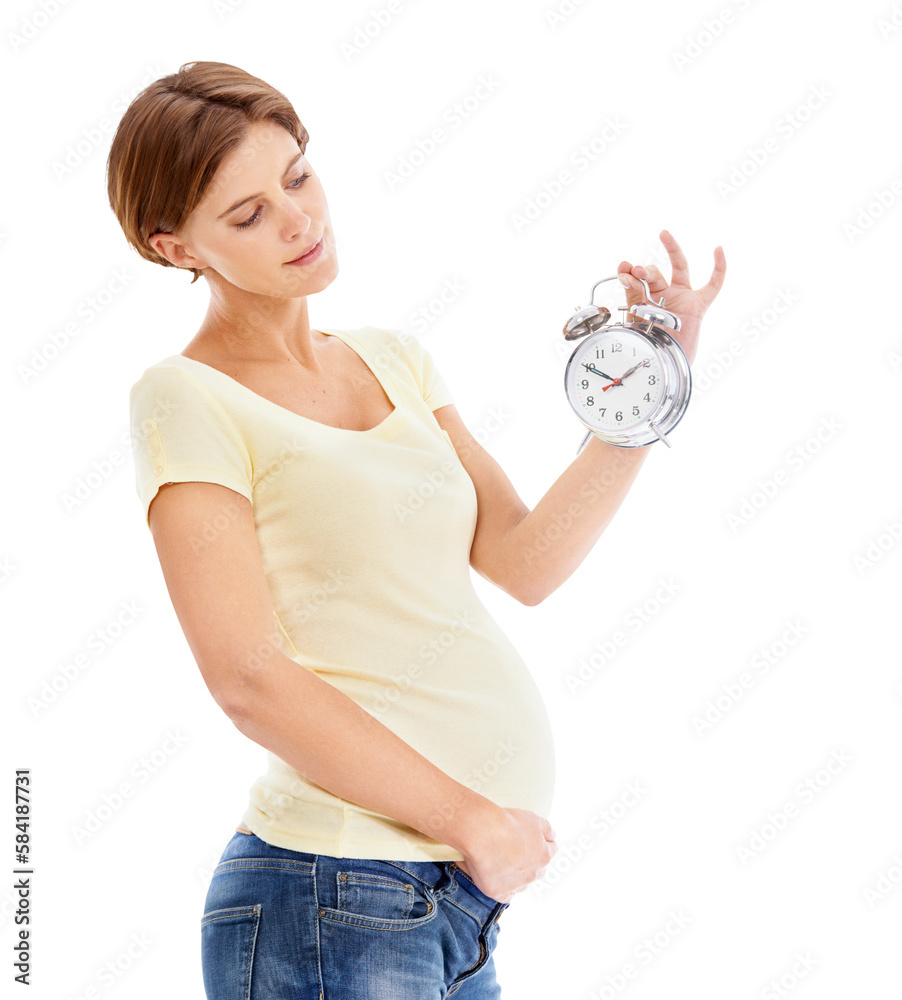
[212,266,332,300]
[274,262,339,299]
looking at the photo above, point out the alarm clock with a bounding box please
[563,274,691,449]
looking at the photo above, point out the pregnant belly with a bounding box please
[349,650,557,819]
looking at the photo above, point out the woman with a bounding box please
[108,60,725,999]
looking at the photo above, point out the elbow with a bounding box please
[508,574,552,607]
[508,560,571,605]
[474,557,546,606]
[515,586,551,607]
[215,687,253,724]
[214,649,304,724]
[473,543,555,606]
[209,670,262,724]
[198,643,280,723]
[476,555,553,607]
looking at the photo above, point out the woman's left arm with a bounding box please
[434,230,726,606]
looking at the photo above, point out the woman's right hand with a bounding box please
[456,806,557,904]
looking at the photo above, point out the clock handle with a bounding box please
[588,274,654,308]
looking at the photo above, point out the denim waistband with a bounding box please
[218,829,507,925]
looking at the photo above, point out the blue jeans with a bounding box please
[201,829,510,999]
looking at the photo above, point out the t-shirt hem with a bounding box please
[141,465,254,528]
[239,814,465,863]
[427,390,454,411]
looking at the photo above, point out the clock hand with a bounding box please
[601,359,650,392]
[583,362,618,381]
[619,359,651,380]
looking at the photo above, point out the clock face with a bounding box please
[565,328,666,433]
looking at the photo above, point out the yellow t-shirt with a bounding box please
[128,326,555,861]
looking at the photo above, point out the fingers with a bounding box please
[635,232,726,311]
[618,259,647,281]
[617,259,635,288]
[659,229,726,307]
[660,229,690,287]
[541,818,558,866]
[697,244,727,309]
[640,263,668,300]
[618,260,649,305]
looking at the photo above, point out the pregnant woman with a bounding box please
[108,60,724,1000]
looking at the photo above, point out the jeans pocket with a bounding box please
[452,864,507,909]
[200,904,261,1000]
[319,864,437,930]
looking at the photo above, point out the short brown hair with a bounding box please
[106,60,309,284]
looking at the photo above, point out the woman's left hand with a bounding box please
[617,229,726,367]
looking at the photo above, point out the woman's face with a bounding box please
[164,119,338,298]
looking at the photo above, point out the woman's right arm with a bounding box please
[147,479,556,903]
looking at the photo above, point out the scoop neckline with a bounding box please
[162,327,405,436]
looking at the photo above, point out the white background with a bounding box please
[4,0,902,997]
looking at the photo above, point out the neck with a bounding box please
[190,273,319,367]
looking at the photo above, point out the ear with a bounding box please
[148,231,210,270]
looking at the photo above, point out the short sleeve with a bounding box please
[128,365,254,530]
[386,328,454,411]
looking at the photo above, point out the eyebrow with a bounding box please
[217,152,304,220]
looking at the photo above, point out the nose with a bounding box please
[281,193,312,241]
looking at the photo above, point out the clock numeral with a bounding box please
[615,410,623,421]
[643,393,652,402]
[586,396,595,407]
[648,374,657,385]
[611,342,623,353]
[580,379,589,389]
[599,407,606,417]
[632,406,640,416]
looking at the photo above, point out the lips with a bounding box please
[286,238,322,264]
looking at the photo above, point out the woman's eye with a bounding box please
[236,209,260,230]
[236,173,312,230]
